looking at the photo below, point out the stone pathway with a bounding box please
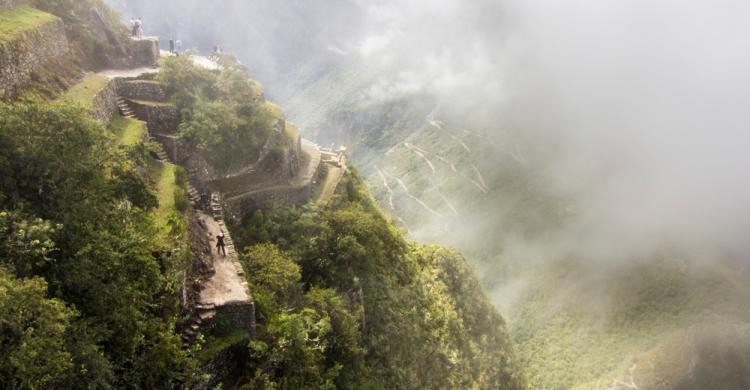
[196,210,249,307]
[98,66,158,80]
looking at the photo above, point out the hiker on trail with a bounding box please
[135,17,143,38]
[216,234,226,257]
[169,38,174,54]
[130,18,137,37]
[175,39,182,55]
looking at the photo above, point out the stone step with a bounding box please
[199,310,216,320]
[195,303,216,311]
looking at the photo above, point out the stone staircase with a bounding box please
[114,79,251,347]
[211,192,237,257]
[182,303,217,344]
[116,96,135,118]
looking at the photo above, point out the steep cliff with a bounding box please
[0,1,527,388]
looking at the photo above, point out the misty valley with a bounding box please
[0,0,748,389]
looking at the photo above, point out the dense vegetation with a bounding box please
[0,2,529,388]
[159,56,278,173]
[0,101,197,387]
[228,170,526,389]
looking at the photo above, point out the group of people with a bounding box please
[168,38,183,55]
[129,17,144,38]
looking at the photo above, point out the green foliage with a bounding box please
[111,116,147,146]
[0,211,59,278]
[231,171,525,389]
[0,6,57,44]
[0,101,197,387]
[0,268,75,389]
[57,74,109,109]
[159,56,278,173]
[241,243,301,313]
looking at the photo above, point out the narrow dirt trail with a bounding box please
[437,191,459,216]
[381,169,446,218]
[375,167,411,231]
[404,142,436,173]
[404,142,488,194]
[607,364,639,390]
[471,164,490,192]
[511,143,527,164]
[376,167,397,211]
[197,211,250,306]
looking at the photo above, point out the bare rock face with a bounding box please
[0,14,69,98]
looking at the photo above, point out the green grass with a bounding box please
[58,74,109,109]
[111,116,147,146]
[0,6,58,44]
[153,162,178,231]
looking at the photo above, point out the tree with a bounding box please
[0,269,75,389]
[241,243,301,313]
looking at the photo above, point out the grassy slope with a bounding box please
[153,162,178,228]
[57,74,109,108]
[0,5,57,44]
[110,116,147,145]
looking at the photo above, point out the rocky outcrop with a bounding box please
[0,10,69,98]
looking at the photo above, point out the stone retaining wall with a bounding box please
[0,14,68,98]
[217,301,256,338]
[222,182,315,223]
[91,79,118,125]
[128,99,179,133]
[118,79,165,101]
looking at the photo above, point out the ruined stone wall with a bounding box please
[222,183,315,223]
[0,15,68,98]
[129,37,159,67]
[118,80,165,101]
[90,79,118,125]
[151,132,193,164]
[128,100,179,133]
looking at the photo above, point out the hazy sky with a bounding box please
[346,0,750,261]
[109,0,750,262]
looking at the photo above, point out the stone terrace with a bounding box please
[0,5,69,97]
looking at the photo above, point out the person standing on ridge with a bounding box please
[169,38,175,54]
[130,17,137,37]
[135,17,143,38]
[216,234,226,257]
